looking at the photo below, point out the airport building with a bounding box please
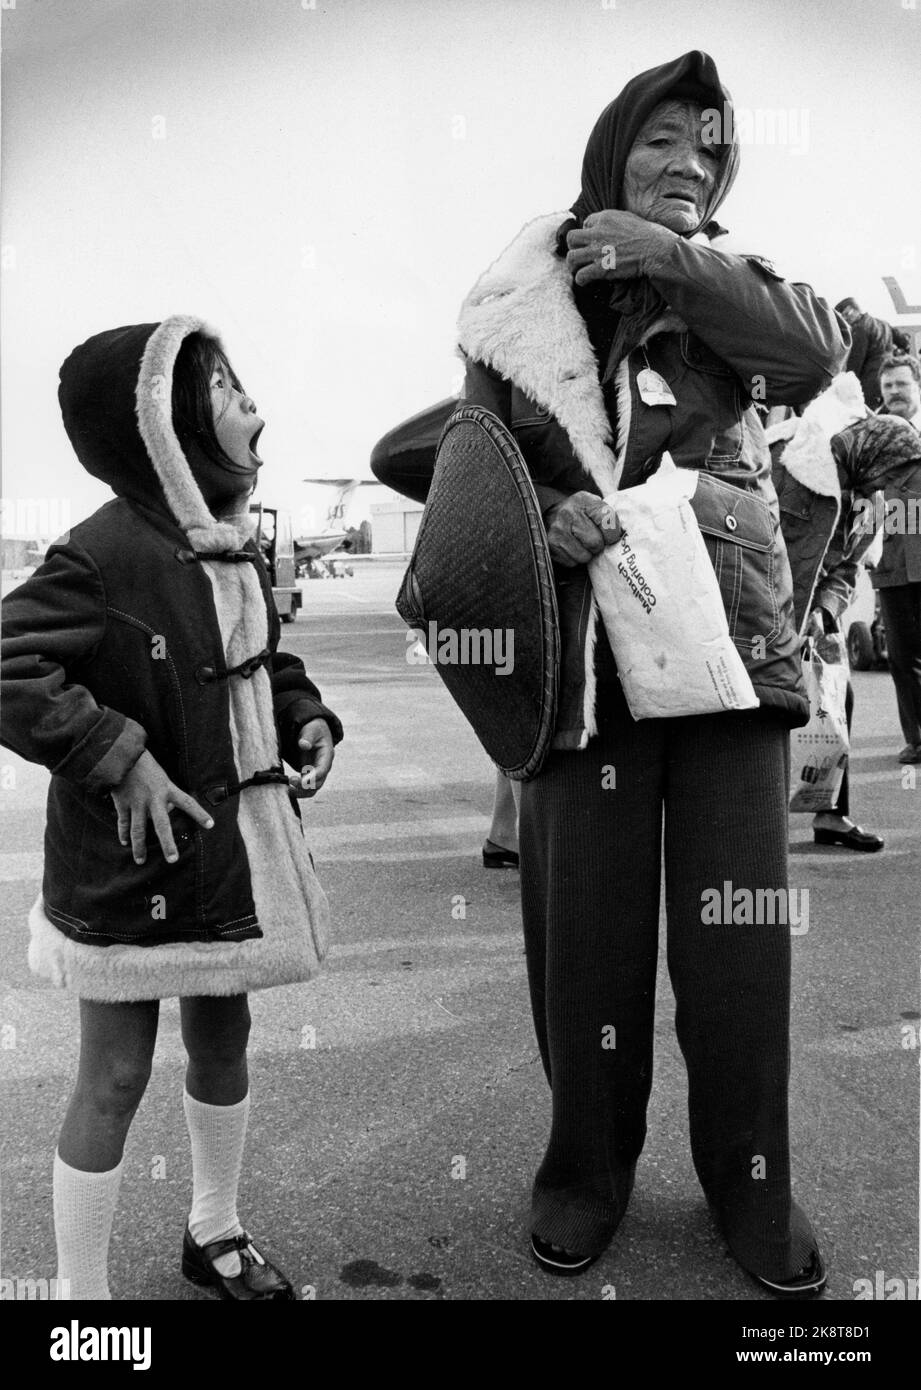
[370,498,424,555]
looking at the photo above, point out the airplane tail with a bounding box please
[303,478,378,532]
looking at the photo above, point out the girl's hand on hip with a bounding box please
[566,211,676,284]
[545,491,622,567]
[111,750,214,865]
[293,718,334,797]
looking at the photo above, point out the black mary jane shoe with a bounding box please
[482,839,519,869]
[530,1233,601,1278]
[750,1250,828,1300]
[182,1227,295,1301]
[813,824,884,852]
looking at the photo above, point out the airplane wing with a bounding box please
[302,478,382,488]
[294,532,351,562]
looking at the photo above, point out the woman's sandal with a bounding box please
[182,1227,296,1300]
[530,1233,601,1277]
[749,1250,827,1300]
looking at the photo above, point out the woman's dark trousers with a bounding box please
[518,683,818,1279]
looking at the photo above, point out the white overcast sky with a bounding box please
[2,0,920,535]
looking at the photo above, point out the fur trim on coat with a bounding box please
[458,214,626,499]
[457,215,640,741]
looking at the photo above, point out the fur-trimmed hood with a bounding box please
[58,316,253,553]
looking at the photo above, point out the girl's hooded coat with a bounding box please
[0,316,342,1002]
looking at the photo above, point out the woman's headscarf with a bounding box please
[563,50,741,376]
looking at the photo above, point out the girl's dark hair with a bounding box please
[172,331,243,469]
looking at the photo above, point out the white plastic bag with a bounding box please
[789,637,850,811]
[588,455,759,720]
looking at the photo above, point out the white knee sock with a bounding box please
[183,1090,249,1277]
[53,1152,124,1300]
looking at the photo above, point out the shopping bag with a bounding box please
[789,637,850,811]
[588,455,758,719]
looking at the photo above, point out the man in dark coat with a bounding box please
[876,354,921,761]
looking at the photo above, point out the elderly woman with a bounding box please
[373,51,847,1296]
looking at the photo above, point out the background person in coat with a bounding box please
[875,353,921,761]
[768,374,921,843]
[0,316,343,1300]
[374,51,848,1296]
[834,297,896,411]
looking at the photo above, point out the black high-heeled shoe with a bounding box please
[482,839,519,869]
[182,1227,295,1300]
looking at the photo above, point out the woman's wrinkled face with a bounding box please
[622,99,722,234]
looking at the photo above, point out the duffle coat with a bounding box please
[767,386,921,631]
[0,316,342,1001]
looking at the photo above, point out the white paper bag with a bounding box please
[789,638,850,812]
[588,456,759,720]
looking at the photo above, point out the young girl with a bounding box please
[1,315,342,1300]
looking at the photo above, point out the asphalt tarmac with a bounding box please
[0,563,917,1303]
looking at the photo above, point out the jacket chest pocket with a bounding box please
[779,497,814,525]
[510,384,552,430]
[691,474,781,649]
[680,335,745,466]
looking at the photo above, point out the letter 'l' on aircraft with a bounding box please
[882,275,921,354]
